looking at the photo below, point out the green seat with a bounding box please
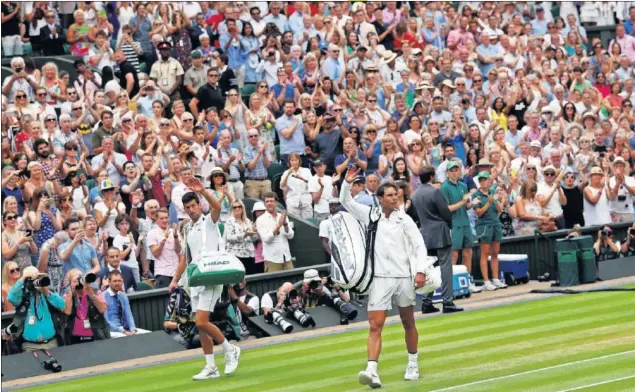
[267,161,286,181]
[136,281,154,291]
[241,83,257,105]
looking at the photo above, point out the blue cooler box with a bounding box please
[425,265,471,303]
[494,254,530,285]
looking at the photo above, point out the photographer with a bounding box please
[62,269,109,345]
[594,226,620,262]
[163,287,200,349]
[295,269,358,325]
[228,280,260,339]
[7,266,65,352]
[620,223,635,257]
[260,282,296,333]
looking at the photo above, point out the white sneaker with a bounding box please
[492,279,508,289]
[483,280,497,291]
[358,370,382,388]
[469,282,483,293]
[404,362,419,381]
[192,365,220,380]
[224,345,241,375]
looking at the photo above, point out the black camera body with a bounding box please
[601,230,611,237]
[77,272,97,290]
[24,276,51,291]
[43,358,62,373]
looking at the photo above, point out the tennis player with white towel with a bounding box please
[339,167,434,388]
[169,177,241,381]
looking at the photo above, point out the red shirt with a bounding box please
[14,131,30,153]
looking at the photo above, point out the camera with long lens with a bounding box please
[24,276,51,291]
[265,309,293,333]
[77,272,97,290]
[2,323,18,338]
[43,358,62,373]
[291,308,316,328]
[332,297,358,325]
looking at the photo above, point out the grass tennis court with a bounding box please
[23,287,635,392]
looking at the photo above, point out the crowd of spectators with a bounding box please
[3,0,635,353]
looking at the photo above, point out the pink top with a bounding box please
[447,29,474,53]
[72,291,105,337]
[254,240,264,264]
[147,226,180,277]
[616,35,635,63]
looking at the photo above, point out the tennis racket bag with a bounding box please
[330,208,381,294]
[186,217,245,287]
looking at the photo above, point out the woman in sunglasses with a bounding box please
[2,211,37,271]
[7,89,35,121]
[223,199,258,275]
[1,262,21,312]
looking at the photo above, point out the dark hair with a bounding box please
[101,66,114,86]
[562,102,577,122]
[182,192,200,206]
[101,110,113,120]
[419,165,436,184]
[107,270,123,280]
[33,138,49,152]
[65,216,81,230]
[391,157,410,182]
[283,99,296,107]
[492,97,506,112]
[241,21,255,37]
[115,215,130,228]
[95,30,108,39]
[73,60,86,69]
[443,143,455,151]
[377,183,398,197]
[263,191,277,201]
[107,246,120,255]
[123,160,135,171]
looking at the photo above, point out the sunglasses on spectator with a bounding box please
[16,95,26,99]
[565,175,575,179]
[544,172,556,177]
[66,146,78,151]
[122,119,132,123]
[473,79,482,83]
[209,74,219,78]
[160,123,170,127]
[368,99,377,102]
[68,91,77,95]
[248,134,258,138]
[333,108,342,112]
[232,205,243,210]
[73,107,82,111]
[45,118,56,122]
[259,85,268,88]
[37,93,47,97]
[183,118,193,122]
[4,215,17,221]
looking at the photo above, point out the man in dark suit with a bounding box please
[412,165,463,314]
[40,10,66,56]
[100,247,137,293]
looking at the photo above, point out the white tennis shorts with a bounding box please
[190,285,223,313]
[367,277,416,311]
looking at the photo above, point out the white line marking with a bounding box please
[428,349,635,392]
[553,375,635,392]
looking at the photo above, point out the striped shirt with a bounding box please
[243,145,269,179]
[120,42,142,73]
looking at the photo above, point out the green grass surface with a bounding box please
[24,289,635,392]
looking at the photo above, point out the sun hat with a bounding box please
[252,201,266,212]
[303,269,321,283]
[477,158,494,167]
[613,157,627,166]
[210,167,229,181]
[589,167,604,176]
[381,51,398,64]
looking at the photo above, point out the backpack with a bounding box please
[329,208,382,294]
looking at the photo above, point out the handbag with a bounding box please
[186,216,245,287]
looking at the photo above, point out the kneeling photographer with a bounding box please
[228,280,260,339]
[62,269,110,345]
[594,226,620,262]
[6,266,65,353]
[298,269,358,325]
[260,282,299,334]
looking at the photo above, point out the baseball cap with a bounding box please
[328,198,341,205]
[191,50,203,59]
[530,140,542,148]
[475,171,490,181]
[303,269,321,283]
[353,176,365,184]
[157,41,171,50]
[313,159,325,166]
[446,161,460,171]
[100,179,115,190]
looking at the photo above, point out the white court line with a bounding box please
[553,375,635,392]
[428,349,635,392]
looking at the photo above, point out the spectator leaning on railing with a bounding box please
[103,270,150,338]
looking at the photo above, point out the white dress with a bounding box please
[579,3,600,24]
[117,4,135,38]
[583,186,612,226]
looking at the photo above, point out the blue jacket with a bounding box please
[8,281,65,343]
[104,288,137,333]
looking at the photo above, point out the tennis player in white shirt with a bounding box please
[339,168,432,388]
[169,177,241,381]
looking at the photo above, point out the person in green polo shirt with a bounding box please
[473,171,508,292]
[440,159,481,294]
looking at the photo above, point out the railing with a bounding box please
[3,222,629,332]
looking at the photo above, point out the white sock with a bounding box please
[205,354,216,368]
[408,352,418,364]
[221,339,234,353]
[367,361,378,373]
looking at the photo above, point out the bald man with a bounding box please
[335,137,368,178]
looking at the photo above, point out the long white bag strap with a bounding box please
[199,213,221,255]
